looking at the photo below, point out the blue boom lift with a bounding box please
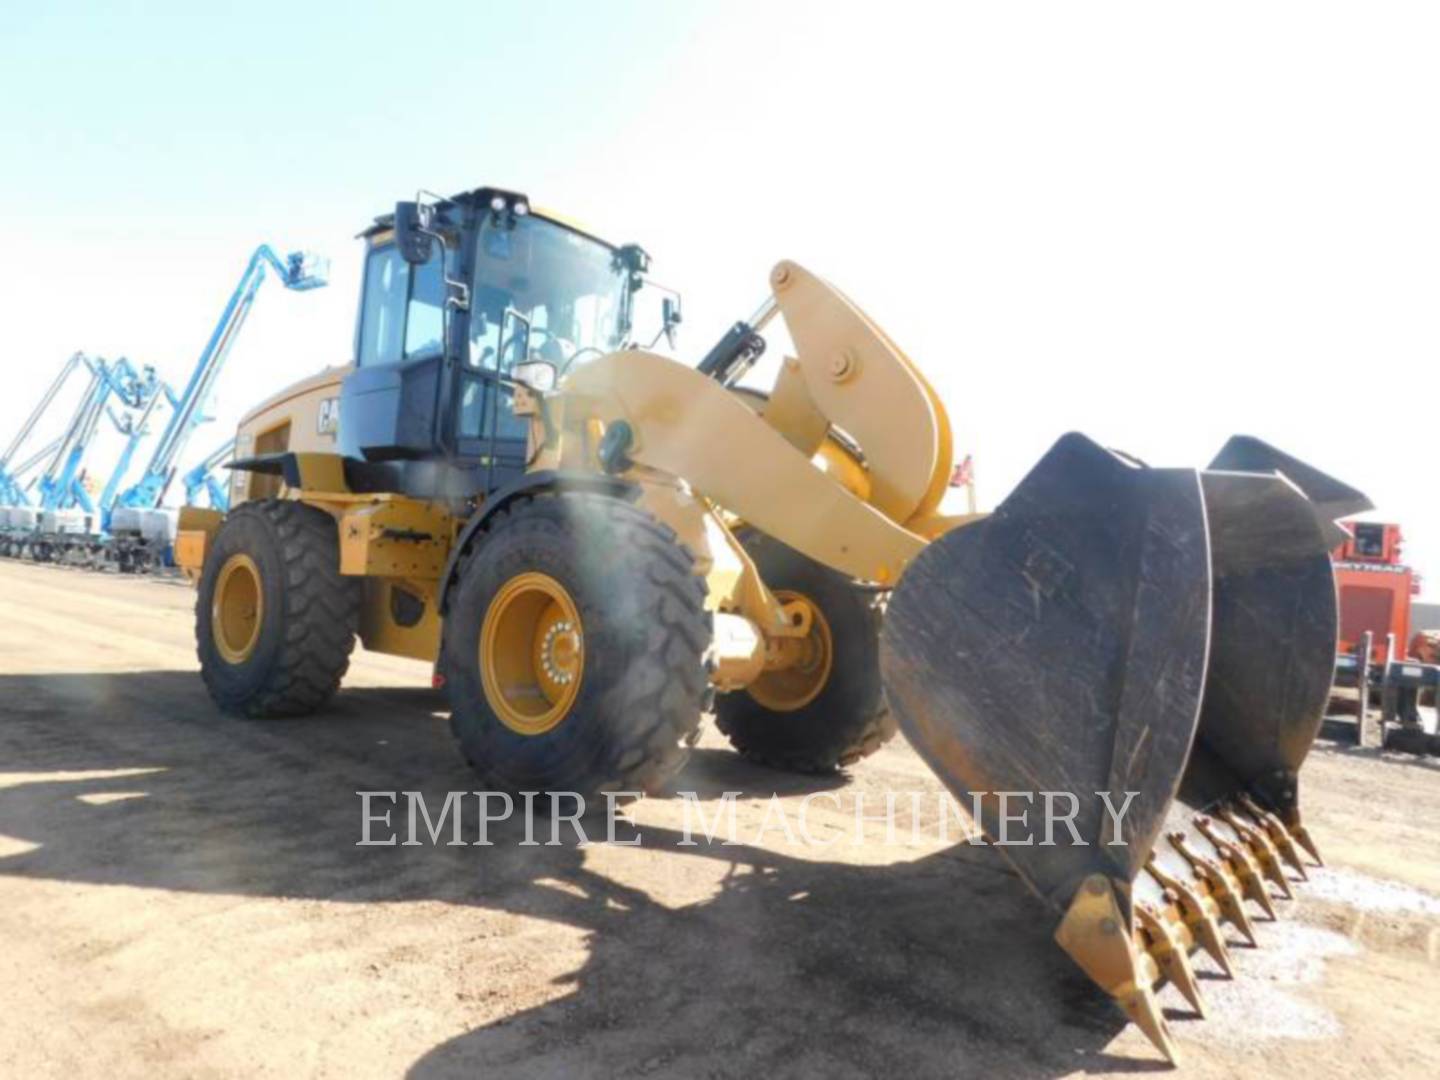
[96,379,179,524]
[181,438,238,511]
[1,246,326,570]
[0,352,90,508]
[8,357,159,562]
[106,245,328,569]
[0,437,63,557]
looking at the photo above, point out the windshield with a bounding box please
[468,215,629,375]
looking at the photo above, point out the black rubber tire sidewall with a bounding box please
[714,531,892,773]
[197,506,293,708]
[444,494,708,798]
[195,500,358,717]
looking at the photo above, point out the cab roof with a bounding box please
[361,185,618,251]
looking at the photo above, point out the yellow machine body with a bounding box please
[178,259,969,679]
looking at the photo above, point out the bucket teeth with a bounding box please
[1135,903,1206,1018]
[1194,816,1278,920]
[1144,857,1234,977]
[1121,986,1180,1067]
[1055,875,1180,1066]
[1288,818,1324,867]
[1168,832,1258,947]
[1237,795,1309,880]
[1218,805,1294,899]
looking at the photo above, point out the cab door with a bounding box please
[452,301,531,491]
[338,239,450,461]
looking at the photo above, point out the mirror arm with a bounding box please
[639,280,684,351]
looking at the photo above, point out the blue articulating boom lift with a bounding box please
[18,357,157,563]
[0,437,63,557]
[96,379,179,524]
[6,354,115,559]
[181,438,238,511]
[62,363,162,521]
[4,439,62,502]
[54,374,181,570]
[34,356,148,514]
[107,245,327,571]
[0,352,89,508]
[31,357,128,511]
[99,422,232,575]
[90,380,181,576]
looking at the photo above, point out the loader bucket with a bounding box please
[881,432,1364,1064]
[1210,435,1372,549]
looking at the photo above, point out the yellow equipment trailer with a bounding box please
[178,186,1370,1063]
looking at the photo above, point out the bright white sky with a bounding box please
[2,2,1436,594]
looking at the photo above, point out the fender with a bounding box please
[437,469,638,616]
[227,451,348,493]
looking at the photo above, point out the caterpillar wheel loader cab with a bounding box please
[181,184,1370,1064]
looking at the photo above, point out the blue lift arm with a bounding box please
[114,246,328,512]
[36,356,111,511]
[42,358,152,514]
[0,352,89,506]
[181,438,238,511]
[5,438,63,503]
[97,376,172,529]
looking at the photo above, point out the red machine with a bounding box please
[1333,522,1420,665]
[1332,522,1439,753]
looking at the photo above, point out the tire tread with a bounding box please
[197,499,359,718]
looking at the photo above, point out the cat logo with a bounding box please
[317,397,340,436]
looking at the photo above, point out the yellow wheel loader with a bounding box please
[177,185,1370,1064]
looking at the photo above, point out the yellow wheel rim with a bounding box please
[212,553,264,664]
[480,572,584,736]
[748,590,834,712]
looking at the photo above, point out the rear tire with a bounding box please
[443,492,709,799]
[197,499,360,717]
[715,532,896,773]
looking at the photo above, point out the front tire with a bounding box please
[443,492,709,799]
[197,499,360,717]
[715,532,896,773]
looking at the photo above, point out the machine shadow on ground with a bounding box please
[0,670,1172,1077]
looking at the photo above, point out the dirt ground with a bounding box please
[2,560,1439,1079]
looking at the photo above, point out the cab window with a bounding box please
[405,248,446,358]
[357,244,407,367]
[357,242,451,366]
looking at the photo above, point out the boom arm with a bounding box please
[0,352,88,506]
[181,438,237,510]
[37,357,114,511]
[1,437,63,505]
[562,261,963,583]
[41,358,151,514]
[1,352,87,469]
[97,376,171,528]
[114,245,327,511]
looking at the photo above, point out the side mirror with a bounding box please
[512,359,557,393]
[661,295,682,349]
[639,285,683,351]
[394,201,434,265]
